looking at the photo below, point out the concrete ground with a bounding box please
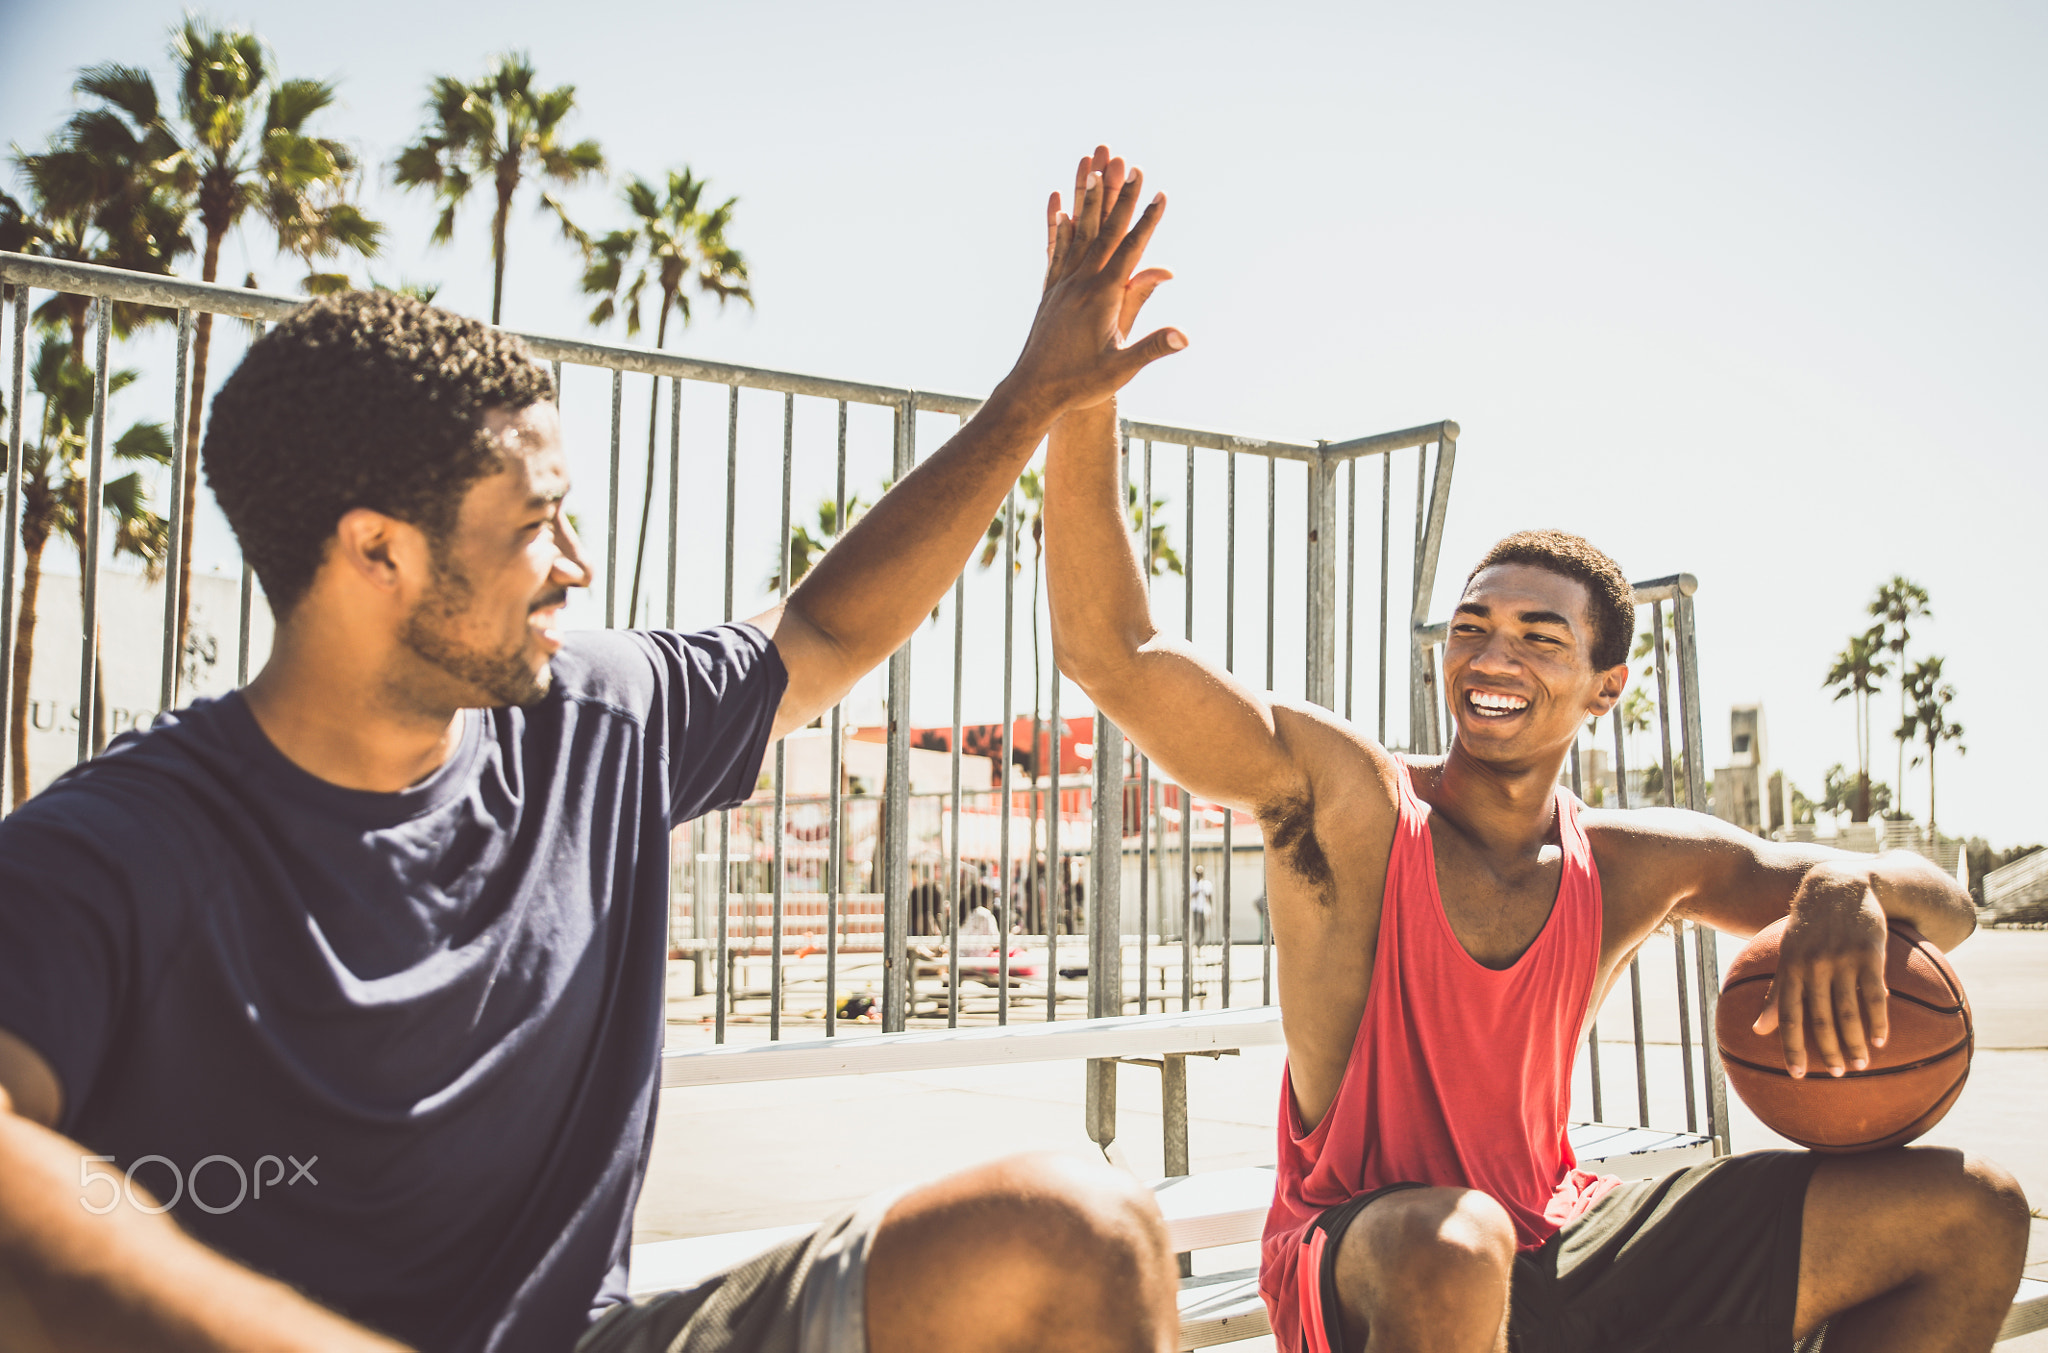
[636,927,2048,1349]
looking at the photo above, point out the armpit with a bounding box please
[1258,792,1334,905]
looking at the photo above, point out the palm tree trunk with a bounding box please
[627,297,673,627]
[9,539,45,808]
[1926,737,1937,844]
[490,182,514,326]
[1896,667,1908,819]
[175,225,228,676]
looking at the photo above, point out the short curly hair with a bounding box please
[203,291,555,615]
[1465,529,1635,669]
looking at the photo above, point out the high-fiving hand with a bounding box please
[1006,145,1186,418]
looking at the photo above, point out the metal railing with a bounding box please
[0,253,1459,1050]
[1416,574,1734,1152]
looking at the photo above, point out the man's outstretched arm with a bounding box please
[754,146,1186,739]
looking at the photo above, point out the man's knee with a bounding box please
[1940,1154,2031,1260]
[1344,1186,1516,1308]
[871,1152,1174,1310]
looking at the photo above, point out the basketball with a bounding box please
[1716,918,1972,1153]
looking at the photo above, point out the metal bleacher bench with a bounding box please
[632,1007,2048,1348]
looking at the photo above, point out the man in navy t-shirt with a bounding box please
[0,148,1188,1352]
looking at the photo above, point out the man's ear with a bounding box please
[1587,663,1628,718]
[330,508,427,597]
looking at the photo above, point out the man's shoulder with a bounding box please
[0,700,237,881]
[552,623,775,721]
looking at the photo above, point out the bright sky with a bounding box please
[6,0,2042,847]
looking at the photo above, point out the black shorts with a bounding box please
[1302,1151,1825,1353]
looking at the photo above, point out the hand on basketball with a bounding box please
[1006,145,1184,417]
[1752,867,1891,1079]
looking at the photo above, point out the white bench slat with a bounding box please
[2003,1277,2048,1342]
[660,1006,1286,1089]
[1177,1269,1266,1350]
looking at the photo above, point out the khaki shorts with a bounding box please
[578,1189,904,1353]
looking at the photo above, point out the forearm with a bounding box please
[1043,399,1158,687]
[785,381,1052,676]
[0,1109,406,1353]
[1863,849,1976,950]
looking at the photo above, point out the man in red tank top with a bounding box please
[1041,148,2027,1353]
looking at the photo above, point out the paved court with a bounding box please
[638,927,2048,1349]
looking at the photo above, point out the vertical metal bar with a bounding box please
[1378,450,1390,746]
[1410,437,1458,753]
[1612,700,1650,1125]
[770,392,793,1039]
[1629,959,1650,1127]
[605,367,623,628]
[998,484,1016,1026]
[159,310,193,713]
[665,378,681,628]
[1162,1053,1190,1177]
[1587,1019,1604,1121]
[1263,453,1276,1004]
[1138,753,1151,1012]
[1409,447,1426,750]
[1,288,29,802]
[1674,922,1697,1133]
[882,398,915,1030]
[76,298,112,763]
[1344,456,1356,721]
[1570,739,1583,798]
[1674,587,1730,1150]
[1046,654,1061,1020]
[827,400,848,1036]
[235,563,254,687]
[1651,602,1676,806]
[1090,710,1123,1019]
[550,360,562,407]
[1305,448,1337,710]
[1222,450,1236,1005]
[1181,445,1196,1010]
[716,383,738,1045]
[1140,439,1153,1012]
[947,570,964,1028]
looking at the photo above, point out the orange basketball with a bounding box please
[1715,918,1972,1153]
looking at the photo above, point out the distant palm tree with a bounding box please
[1823,628,1889,822]
[6,335,170,805]
[1898,656,1963,842]
[393,52,604,325]
[583,169,750,624]
[769,494,871,595]
[13,93,191,358]
[29,21,382,666]
[1869,577,1930,818]
[1618,686,1653,782]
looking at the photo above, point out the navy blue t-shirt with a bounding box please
[0,625,785,1353]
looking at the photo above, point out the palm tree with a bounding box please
[393,52,605,325]
[7,335,170,806]
[1823,628,1889,822]
[769,494,871,594]
[33,22,382,669]
[13,97,192,359]
[1898,656,1963,843]
[583,169,750,625]
[1869,577,1930,819]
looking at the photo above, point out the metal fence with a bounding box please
[0,253,1458,1043]
[1417,575,1733,1150]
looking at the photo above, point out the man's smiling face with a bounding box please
[1443,562,1627,769]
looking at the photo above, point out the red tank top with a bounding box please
[1259,761,1615,1352]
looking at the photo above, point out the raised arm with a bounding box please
[1599,808,1975,1081]
[754,146,1186,739]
